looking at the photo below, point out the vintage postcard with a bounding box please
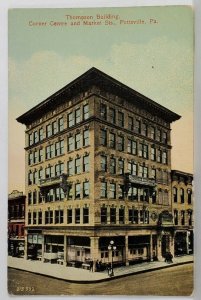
[8,5,194,296]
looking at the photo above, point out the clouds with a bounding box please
[8,35,193,191]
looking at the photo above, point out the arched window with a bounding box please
[180,188,184,203]
[187,189,192,204]
[173,187,177,203]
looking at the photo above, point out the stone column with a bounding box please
[90,236,100,271]
[41,234,45,262]
[150,232,153,261]
[124,235,129,266]
[24,228,28,260]
[64,235,67,265]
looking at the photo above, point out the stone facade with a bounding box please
[17,67,192,268]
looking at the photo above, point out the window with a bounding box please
[28,212,32,225]
[118,136,124,151]
[75,208,80,224]
[75,157,81,174]
[110,158,116,174]
[58,117,64,131]
[100,103,107,120]
[75,108,81,124]
[109,108,116,124]
[39,149,43,162]
[109,133,116,149]
[55,210,64,224]
[118,160,124,175]
[129,209,138,224]
[100,182,107,198]
[45,211,53,224]
[46,144,54,159]
[28,192,32,205]
[181,210,185,225]
[152,191,156,204]
[128,139,137,155]
[128,187,138,201]
[68,112,75,127]
[33,212,37,224]
[83,104,89,120]
[46,124,52,138]
[67,184,73,200]
[157,149,162,163]
[33,152,37,165]
[39,128,43,141]
[180,188,184,203]
[151,147,156,161]
[156,129,161,142]
[75,133,81,149]
[38,191,43,203]
[52,121,58,135]
[75,183,81,199]
[187,189,192,204]
[110,183,116,199]
[55,163,64,176]
[33,131,39,144]
[162,151,168,164]
[45,166,54,178]
[28,172,32,185]
[163,131,168,144]
[33,171,38,184]
[174,210,178,225]
[83,129,89,146]
[55,140,64,156]
[139,143,148,159]
[163,190,169,205]
[141,123,147,136]
[28,153,33,165]
[135,119,141,134]
[101,155,107,172]
[33,191,37,204]
[67,160,74,176]
[55,187,64,201]
[151,168,156,180]
[101,207,107,224]
[128,162,137,176]
[188,210,192,226]
[38,169,43,182]
[83,208,89,224]
[118,111,124,127]
[83,181,90,198]
[128,116,134,131]
[150,126,155,139]
[46,189,54,202]
[67,209,72,224]
[139,165,148,178]
[100,129,107,146]
[67,136,74,152]
[29,133,33,146]
[119,208,125,224]
[83,155,89,172]
[110,208,116,224]
[38,211,42,224]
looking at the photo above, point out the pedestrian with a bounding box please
[95,260,99,272]
[107,263,111,276]
[89,260,93,272]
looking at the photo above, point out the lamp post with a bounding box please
[108,240,116,277]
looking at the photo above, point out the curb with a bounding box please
[8,260,193,284]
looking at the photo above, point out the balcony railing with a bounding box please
[38,175,61,187]
[128,175,156,187]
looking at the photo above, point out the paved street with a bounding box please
[8,263,193,296]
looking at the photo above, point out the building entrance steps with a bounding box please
[8,255,193,283]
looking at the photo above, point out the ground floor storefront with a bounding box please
[23,226,179,270]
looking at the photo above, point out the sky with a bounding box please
[8,6,194,193]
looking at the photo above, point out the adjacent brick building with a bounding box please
[8,190,25,256]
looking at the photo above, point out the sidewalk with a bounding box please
[8,255,193,283]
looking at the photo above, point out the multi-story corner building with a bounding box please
[8,190,26,256]
[171,170,194,256]
[17,67,182,267]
